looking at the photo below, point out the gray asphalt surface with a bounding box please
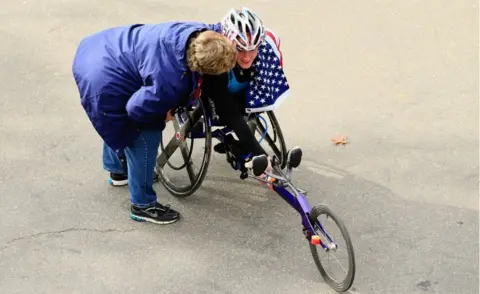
[0,1,478,293]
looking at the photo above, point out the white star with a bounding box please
[268,49,273,53]
[260,70,264,75]
[255,95,260,100]
[284,81,288,86]
[249,90,254,95]
[281,74,285,79]
[270,64,276,69]
[274,72,279,77]
[277,65,282,69]
[275,87,280,92]
[273,57,278,61]
[249,81,255,86]
[249,100,255,105]
[267,56,271,61]
[261,85,266,90]
[255,76,262,81]
[255,61,261,67]
[250,71,255,77]
[268,71,273,77]
[260,98,266,103]
[262,48,267,53]
[258,91,263,96]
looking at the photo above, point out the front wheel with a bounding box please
[309,205,356,292]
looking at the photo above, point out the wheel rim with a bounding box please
[312,214,351,284]
[309,205,355,292]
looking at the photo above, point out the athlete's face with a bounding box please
[234,33,259,69]
[236,49,258,69]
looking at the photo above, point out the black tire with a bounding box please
[309,205,355,292]
[252,111,288,169]
[156,101,212,198]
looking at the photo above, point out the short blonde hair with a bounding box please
[186,31,237,75]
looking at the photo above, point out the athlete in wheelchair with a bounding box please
[201,8,289,176]
[157,7,302,196]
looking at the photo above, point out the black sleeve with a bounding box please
[202,74,267,157]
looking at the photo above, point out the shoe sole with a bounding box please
[108,178,128,186]
[252,155,268,176]
[129,213,179,225]
[109,176,159,187]
[287,147,302,169]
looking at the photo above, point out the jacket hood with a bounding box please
[160,21,209,72]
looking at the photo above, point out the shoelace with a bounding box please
[156,203,171,213]
[144,204,171,214]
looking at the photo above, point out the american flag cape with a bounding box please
[243,36,290,113]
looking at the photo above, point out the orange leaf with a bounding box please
[331,135,348,145]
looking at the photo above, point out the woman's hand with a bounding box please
[165,109,175,123]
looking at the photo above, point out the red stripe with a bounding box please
[266,31,278,46]
[266,31,283,67]
[194,75,203,99]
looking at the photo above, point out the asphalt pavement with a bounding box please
[0,1,478,293]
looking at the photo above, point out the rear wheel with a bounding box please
[156,99,212,197]
[249,111,288,169]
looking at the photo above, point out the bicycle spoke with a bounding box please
[156,134,181,168]
[173,118,197,184]
[320,243,348,276]
[317,216,350,282]
[329,252,348,274]
[157,106,202,169]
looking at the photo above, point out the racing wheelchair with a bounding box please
[155,95,356,293]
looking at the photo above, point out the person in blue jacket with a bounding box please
[72,22,237,225]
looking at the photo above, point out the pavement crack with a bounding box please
[1,227,137,251]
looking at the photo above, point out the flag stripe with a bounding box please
[265,30,283,67]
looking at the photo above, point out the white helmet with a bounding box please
[221,7,266,51]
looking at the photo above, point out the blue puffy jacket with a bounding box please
[72,21,215,151]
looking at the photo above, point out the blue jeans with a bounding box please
[103,129,162,208]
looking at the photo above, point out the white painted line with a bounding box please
[304,161,346,180]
